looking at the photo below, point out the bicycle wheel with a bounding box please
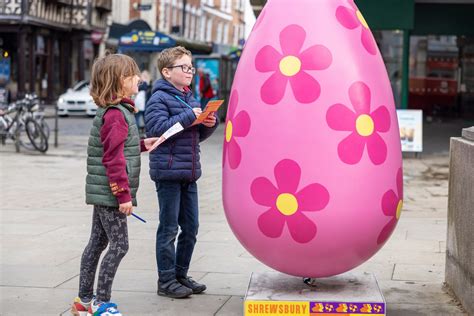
[24,117,48,152]
[0,117,8,145]
[40,119,50,139]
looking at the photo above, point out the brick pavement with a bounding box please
[0,124,466,315]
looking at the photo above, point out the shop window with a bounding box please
[373,30,404,108]
[409,35,459,116]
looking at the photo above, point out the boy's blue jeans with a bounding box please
[155,180,199,283]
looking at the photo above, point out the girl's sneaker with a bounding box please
[87,300,122,316]
[71,297,92,316]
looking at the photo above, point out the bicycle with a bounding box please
[0,98,48,153]
[22,93,51,140]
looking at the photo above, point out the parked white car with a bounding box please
[57,81,97,117]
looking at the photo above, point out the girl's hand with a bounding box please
[144,137,160,150]
[119,201,133,216]
[202,114,216,127]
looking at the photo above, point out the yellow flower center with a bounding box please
[396,200,403,220]
[356,10,369,29]
[225,120,233,143]
[276,193,298,216]
[356,114,375,137]
[279,55,301,77]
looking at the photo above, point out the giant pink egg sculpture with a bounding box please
[222,0,403,277]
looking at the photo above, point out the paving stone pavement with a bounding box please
[0,124,467,315]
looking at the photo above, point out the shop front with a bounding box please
[113,24,212,80]
[357,0,474,119]
[250,0,474,119]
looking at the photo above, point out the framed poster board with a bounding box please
[397,109,423,152]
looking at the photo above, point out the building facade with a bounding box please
[109,0,246,84]
[112,0,246,51]
[0,0,111,102]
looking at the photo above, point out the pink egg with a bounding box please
[222,0,403,277]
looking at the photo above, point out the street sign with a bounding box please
[119,31,176,52]
[133,2,152,11]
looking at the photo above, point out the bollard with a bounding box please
[445,126,474,315]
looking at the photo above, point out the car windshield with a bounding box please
[72,81,90,92]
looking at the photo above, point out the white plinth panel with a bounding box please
[244,271,385,316]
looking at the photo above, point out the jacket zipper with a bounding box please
[168,141,175,168]
[191,128,196,180]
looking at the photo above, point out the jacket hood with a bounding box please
[152,79,192,98]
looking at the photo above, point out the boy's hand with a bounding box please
[193,108,202,118]
[202,114,217,127]
[119,201,133,216]
[143,137,160,150]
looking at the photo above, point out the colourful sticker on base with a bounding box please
[310,302,385,315]
[246,301,310,315]
[245,301,385,316]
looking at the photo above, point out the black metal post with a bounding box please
[182,0,187,37]
[17,28,26,98]
[54,99,58,147]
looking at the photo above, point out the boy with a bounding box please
[145,46,218,298]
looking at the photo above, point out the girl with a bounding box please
[71,53,159,316]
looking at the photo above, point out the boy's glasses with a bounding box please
[167,64,196,74]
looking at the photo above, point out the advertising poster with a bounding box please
[0,55,10,85]
[194,58,219,102]
[397,109,423,152]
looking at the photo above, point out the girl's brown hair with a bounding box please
[90,52,140,107]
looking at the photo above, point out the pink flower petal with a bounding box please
[300,45,333,71]
[377,218,397,245]
[289,71,321,104]
[366,133,387,165]
[228,138,242,170]
[381,189,398,217]
[361,28,377,55]
[336,6,360,30]
[326,103,357,131]
[286,212,317,243]
[227,90,238,120]
[396,168,403,199]
[274,159,301,193]
[280,24,306,56]
[233,111,251,138]
[296,183,330,212]
[349,81,371,114]
[251,177,279,207]
[371,106,391,132]
[261,72,288,105]
[338,132,366,165]
[255,45,282,73]
[258,208,286,239]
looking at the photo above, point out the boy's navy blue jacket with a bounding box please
[145,79,218,182]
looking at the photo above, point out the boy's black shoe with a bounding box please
[177,276,207,294]
[157,279,193,298]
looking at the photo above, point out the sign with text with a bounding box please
[119,31,176,52]
[397,109,423,152]
[244,301,385,316]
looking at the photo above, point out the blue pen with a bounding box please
[131,213,147,223]
[175,95,194,110]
